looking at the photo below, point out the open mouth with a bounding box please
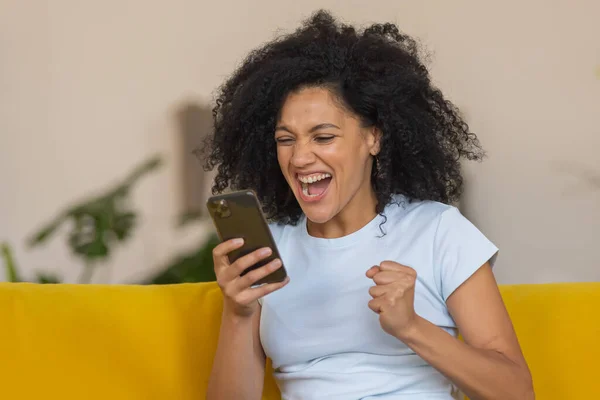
[297,173,332,201]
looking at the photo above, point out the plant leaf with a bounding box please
[112,211,136,241]
[27,215,65,247]
[1,242,21,282]
[36,273,61,284]
[120,156,163,188]
[145,234,219,284]
[26,155,163,267]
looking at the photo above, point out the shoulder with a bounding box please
[387,195,497,258]
[385,195,498,298]
[383,194,455,228]
[385,194,487,231]
[422,203,499,301]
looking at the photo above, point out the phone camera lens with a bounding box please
[215,199,231,218]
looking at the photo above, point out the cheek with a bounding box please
[276,147,286,166]
[333,151,372,191]
[276,148,292,176]
[321,143,368,175]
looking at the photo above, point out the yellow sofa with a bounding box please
[0,281,598,399]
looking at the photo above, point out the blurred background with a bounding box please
[1,0,598,286]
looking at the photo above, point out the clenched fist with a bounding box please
[366,261,418,339]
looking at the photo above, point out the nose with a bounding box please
[289,141,316,168]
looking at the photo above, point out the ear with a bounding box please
[367,127,382,156]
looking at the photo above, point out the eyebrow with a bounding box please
[275,123,341,133]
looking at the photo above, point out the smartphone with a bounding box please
[206,190,287,286]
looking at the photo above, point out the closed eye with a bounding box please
[315,135,335,144]
[276,137,295,145]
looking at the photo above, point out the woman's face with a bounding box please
[275,87,380,225]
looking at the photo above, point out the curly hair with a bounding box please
[203,10,484,225]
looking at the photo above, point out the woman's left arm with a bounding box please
[367,261,534,400]
[395,263,533,400]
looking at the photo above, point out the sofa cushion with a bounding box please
[0,281,598,399]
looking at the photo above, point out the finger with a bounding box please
[241,276,290,304]
[368,297,383,314]
[371,270,405,285]
[234,258,283,291]
[379,261,416,276]
[212,238,244,269]
[373,272,416,287]
[366,265,380,278]
[368,284,387,298]
[222,247,273,281]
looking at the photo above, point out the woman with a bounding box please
[204,10,533,400]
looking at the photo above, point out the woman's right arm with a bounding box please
[206,239,289,400]
[207,304,265,400]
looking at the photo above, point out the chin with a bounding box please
[302,208,335,225]
[296,195,339,225]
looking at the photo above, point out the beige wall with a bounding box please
[1,0,598,284]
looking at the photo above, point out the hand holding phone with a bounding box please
[207,191,289,317]
[211,239,288,317]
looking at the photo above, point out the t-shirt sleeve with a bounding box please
[433,206,499,302]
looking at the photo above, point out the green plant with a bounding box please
[1,241,62,283]
[1,242,20,282]
[3,155,220,285]
[27,156,163,283]
[144,234,219,284]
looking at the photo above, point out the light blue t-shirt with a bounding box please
[259,195,499,400]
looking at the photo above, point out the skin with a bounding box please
[366,262,534,400]
[207,240,287,400]
[274,87,381,238]
[207,87,534,400]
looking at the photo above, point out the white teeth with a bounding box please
[301,183,309,196]
[298,173,332,184]
[301,182,319,197]
[299,173,331,198]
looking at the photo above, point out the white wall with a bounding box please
[1,0,598,284]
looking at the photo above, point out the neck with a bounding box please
[307,187,378,239]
